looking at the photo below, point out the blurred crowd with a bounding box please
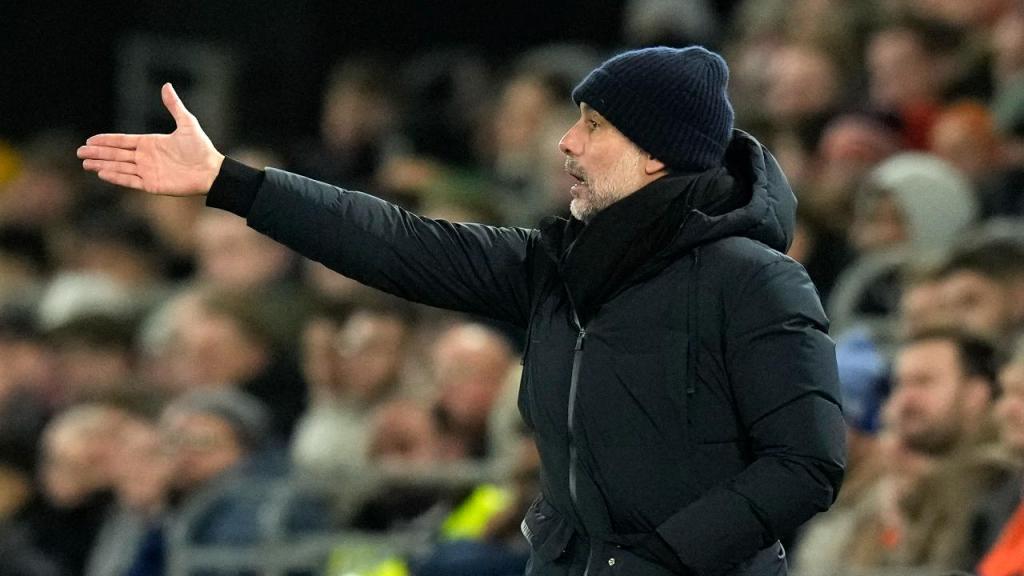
[3,0,1024,575]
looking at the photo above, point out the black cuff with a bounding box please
[205,156,264,218]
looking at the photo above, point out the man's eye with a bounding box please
[588,119,599,130]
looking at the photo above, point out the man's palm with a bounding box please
[78,83,224,196]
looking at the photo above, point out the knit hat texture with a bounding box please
[572,45,734,171]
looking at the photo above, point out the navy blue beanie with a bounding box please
[571,46,734,172]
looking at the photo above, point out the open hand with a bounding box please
[77,83,224,196]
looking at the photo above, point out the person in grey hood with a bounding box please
[78,46,846,576]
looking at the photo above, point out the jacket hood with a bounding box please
[670,129,797,254]
[860,152,977,254]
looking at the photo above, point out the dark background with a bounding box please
[0,1,741,145]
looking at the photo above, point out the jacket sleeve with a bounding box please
[226,166,535,327]
[655,258,847,575]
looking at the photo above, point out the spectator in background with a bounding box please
[991,1,1024,89]
[799,329,1000,571]
[366,399,443,466]
[289,56,401,191]
[193,209,297,293]
[0,132,84,230]
[886,329,1006,569]
[829,152,976,337]
[806,111,903,235]
[348,398,455,532]
[487,69,575,226]
[46,312,138,404]
[975,336,1024,576]
[61,208,169,294]
[794,426,934,572]
[164,288,308,441]
[887,329,997,458]
[124,388,302,576]
[0,302,57,410]
[867,17,964,148]
[935,236,1024,341]
[898,259,955,338]
[36,404,124,576]
[159,389,272,505]
[930,100,1003,184]
[764,43,843,134]
[292,290,415,474]
[87,402,171,576]
[125,194,205,280]
[849,153,977,257]
[431,322,517,461]
[790,112,903,303]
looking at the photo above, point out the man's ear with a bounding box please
[644,155,666,175]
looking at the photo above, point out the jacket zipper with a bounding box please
[565,288,587,518]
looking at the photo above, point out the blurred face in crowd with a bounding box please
[321,79,395,151]
[940,271,1024,339]
[889,338,992,455]
[996,359,1024,455]
[868,29,941,109]
[992,6,1024,85]
[559,103,664,223]
[899,278,951,337]
[765,45,840,124]
[334,310,407,403]
[929,105,1000,181]
[0,163,77,228]
[131,195,204,257]
[40,406,122,508]
[111,417,172,514]
[173,304,268,389]
[849,189,907,254]
[0,333,54,400]
[73,240,158,290]
[432,324,513,436]
[494,75,556,159]
[367,400,440,465]
[195,211,294,291]
[816,117,899,193]
[161,409,244,492]
[53,340,132,401]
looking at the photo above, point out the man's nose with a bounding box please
[558,124,581,156]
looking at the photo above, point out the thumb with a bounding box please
[161,83,196,128]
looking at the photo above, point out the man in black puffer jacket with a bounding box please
[78,46,846,576]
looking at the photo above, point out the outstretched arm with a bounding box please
[77,83,224,196]
[78,85,535,327]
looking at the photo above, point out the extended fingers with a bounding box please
[82,159,138,175]
[84,134,140,149]
[77,145,135,163]
[97,170,144,190]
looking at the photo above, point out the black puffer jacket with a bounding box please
[208,130,846,576]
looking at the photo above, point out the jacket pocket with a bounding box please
[521,495,575,563]
[725,541,787,576]
[587,540,681,576]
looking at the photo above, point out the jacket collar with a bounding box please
[538,169,742,322]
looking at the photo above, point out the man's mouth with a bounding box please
[565,160,587,195]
